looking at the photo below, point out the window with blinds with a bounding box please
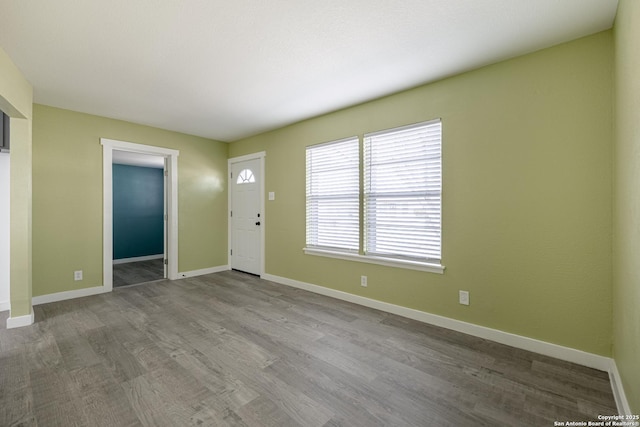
[306,137,360,252]
[364,120,442,262]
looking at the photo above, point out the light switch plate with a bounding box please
[459,290,469,305]
[268,192,275,201]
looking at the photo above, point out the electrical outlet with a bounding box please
[74,270,83,281]
[459,290,470,305]
[361,275,368,287]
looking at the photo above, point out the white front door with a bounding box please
[230,158,261,275]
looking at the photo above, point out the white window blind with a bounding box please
[364,120,442,262]
[306,137,360,252]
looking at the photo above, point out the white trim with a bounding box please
[228,152,266,164]
[178,265,229,278]
[228,152,266,277]
[303,247,445,274]
[30,264,228,306]
[101,139,179,158]
[32,286,108,306]
[101,138,180,294]
[102,142,113,291]
[6,310,34,329]
[608,359,632,415]
[0,154,9,315]
[263,273,611,372]
[113,254,164,265]
[366,117,442,138]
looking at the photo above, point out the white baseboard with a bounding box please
[32,285,108,306]
[0,300,9,312]
[6,310,34,329]
[113,254,164,265]
[178,265,229,279]
[30,265,228,306]
[263,273,612,372]
[608,359,632,415]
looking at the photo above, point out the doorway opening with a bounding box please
[101,139,179,292]
[112,150,166,287]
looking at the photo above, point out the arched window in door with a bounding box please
[236,169,255,184]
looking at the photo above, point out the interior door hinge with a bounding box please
[164,170,168,177]
[164,259,168,265]
[230,249,232,256]
[230,210,233,217]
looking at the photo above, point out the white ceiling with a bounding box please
[0,1,618,142]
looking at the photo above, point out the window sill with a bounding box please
[303,247,445,274]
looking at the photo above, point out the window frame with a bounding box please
[236,168,256,184]
[303,120,444,275]
[305,136,361,253]
[363,119,442,264]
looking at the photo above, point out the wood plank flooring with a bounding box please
[0,271,617,426]
[113,258,164,288]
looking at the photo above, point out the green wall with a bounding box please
[613,0,640,413]
[32,104,228,296]
[0,46,33,318]
[230,32,614,356]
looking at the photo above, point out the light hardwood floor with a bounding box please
[0,271,617,426]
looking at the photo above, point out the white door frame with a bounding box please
[228,151,266,277]
[101,138,180,291]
